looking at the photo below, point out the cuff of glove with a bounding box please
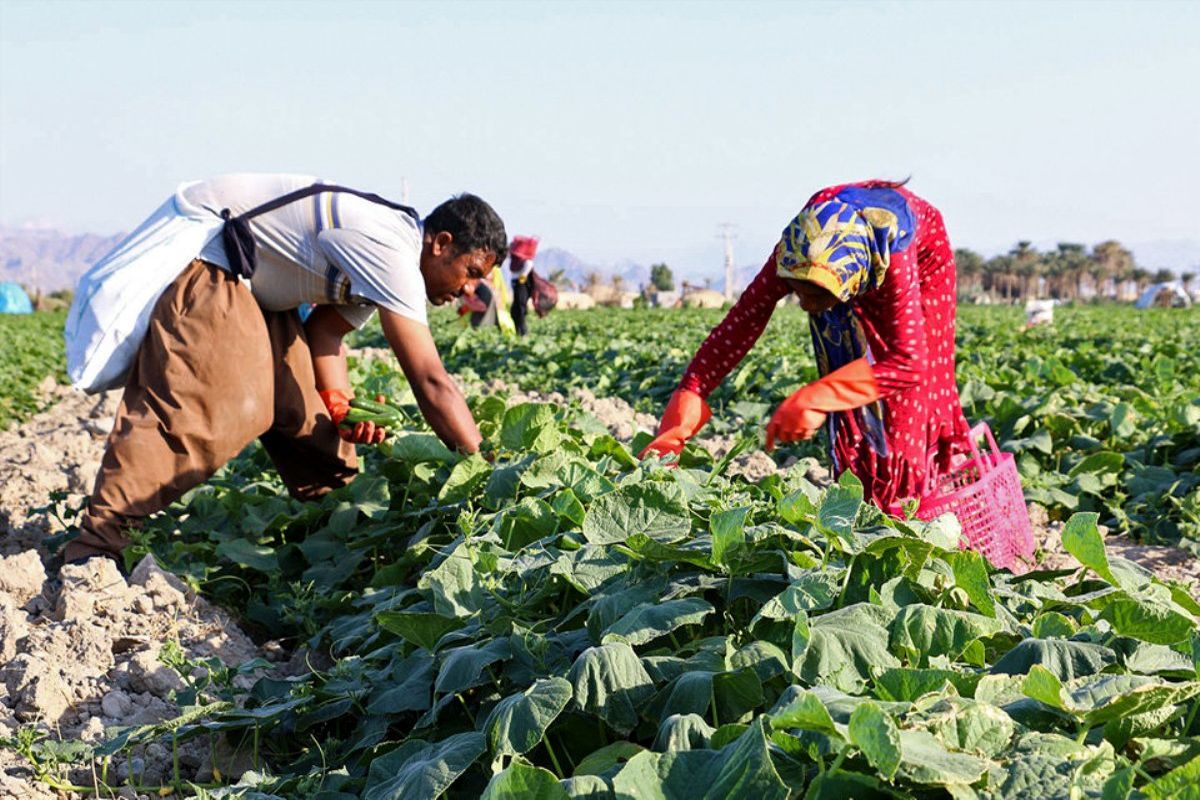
[659,388,712,438]
[319,388,353,424]
[794,358,880,412]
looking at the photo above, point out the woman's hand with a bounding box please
[763,358,880,451]
[639,389,712,459]
[765,396,827,450]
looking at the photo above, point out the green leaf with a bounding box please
[1142,754,1200,800]
[501,403,562,452]
[920,697,1015,757]
[419,543,485,617]
[1060,512,1121,586]
[1031,612,1078,639]
[561,775,614,799]
[438,453,491,503]
[376,611,465,652]
[895,729,990,786]
[848,701,901,780]
[1020,664,1071,710]
[497,497,560,551]
[435,638,512,694]
[1099,595,1196,645]
[991,638,1117,680]
[793,605,900,694]
[551,488,586,526]
[1110,403,1136,439]
[582,482,690,546]
[610,718,788,800]
[574,740,646,776]
[769,689,840,739]
[888,604,1004,664]
[569,643,656,734]
[362,732,486,800]
[1100,766,1134,800]
[817,482,862,546]
[602,597,714,646]
[481,762,570,800]
[942,550,996,617]
[752,571,841,625]
[710,506,750,566]
[655,714,716,751]
[873,667,978,702]
[216,538,277,572]
[484,677,573,758]
[387,433,457,464]
[368,653,435,714]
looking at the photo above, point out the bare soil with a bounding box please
[1030,504,1200,591]
[0,385,271,798]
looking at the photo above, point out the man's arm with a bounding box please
[379,308,482,454]
[305,306,354,393]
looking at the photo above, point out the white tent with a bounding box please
[1135,281,1192,309]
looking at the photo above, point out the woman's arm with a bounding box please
[678,254,792,397]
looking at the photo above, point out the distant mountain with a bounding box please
[535,247,651,290]
[0,227,124,291]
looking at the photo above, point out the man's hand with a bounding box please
[318,388,388,444]
[379,309,482,453]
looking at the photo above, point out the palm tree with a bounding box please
[1049,243,1088,300]
[1009,241,1043,300]
[1090,241,1135,300]
[1152,268,1175,285]
[953,248,985,298]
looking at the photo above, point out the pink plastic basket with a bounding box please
[914,422,1035,573]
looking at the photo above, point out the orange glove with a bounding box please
[765,358,880,451]
[639,389,712,459]
[319,389,388,445]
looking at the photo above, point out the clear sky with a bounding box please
[1,0,1197,276]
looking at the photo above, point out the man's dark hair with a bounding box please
[424,194,508,263]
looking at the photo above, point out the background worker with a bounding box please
[64,173,507,565]
[641,179,970,510]
[508,235,539,336]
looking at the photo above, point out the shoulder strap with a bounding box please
[235,183,420,225]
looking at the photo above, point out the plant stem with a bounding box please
[543,736,565,778]
[711,684,720,728]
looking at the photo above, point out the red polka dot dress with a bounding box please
[679,181,970,508]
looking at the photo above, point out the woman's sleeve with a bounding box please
[678,255,791,398]
[857,247,930,396]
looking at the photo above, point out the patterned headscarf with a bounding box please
[776,185,916,467]
[775,189,911,301]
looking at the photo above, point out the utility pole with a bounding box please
[401,177,410,205]
[717,223,737,300]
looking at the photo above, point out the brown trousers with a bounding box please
[65,260,357,561]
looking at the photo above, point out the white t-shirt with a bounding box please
[186,173,426,328]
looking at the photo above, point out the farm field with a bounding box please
[0,311,66,431]
[0,304,1197,799]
